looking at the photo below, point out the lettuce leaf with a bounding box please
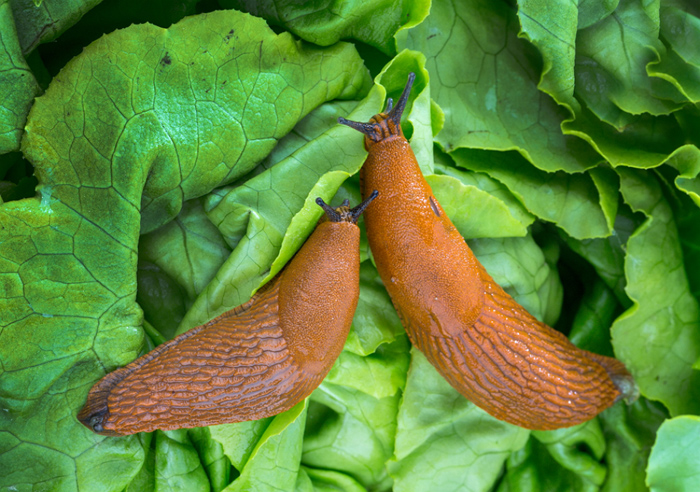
[2,0,700,491]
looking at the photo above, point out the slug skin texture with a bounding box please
[339,73,637,430]
[78,194,378,435]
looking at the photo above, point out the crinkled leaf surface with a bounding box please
[223,401,308,492]
[303,467,366,492]
[578,0,619,30]
[154,429,210,492]
[568,278,619,357]
[389,349,530,492]
[531,421,607,489]
[304,381,400,490]
[139,197,231,304]
[399,0,599,173]
[343,262,404,357]
[427,173,530,238]
[9,0,103,53]
[136,259,189,341]
[498,419,608,492]
[517,0,579,110]
[599,398,667,492]
[4,0,700,490]
[468,233,563,326]
[22,10,369,233]
[563,106,688,170]
[433,156,535,232]
[0,0,41,153]
[575,0,683,129]
[451,148,614,239]
[559,202,641,307]
[647,415,700,492]
[219,0,430,56]
[188,426,230,492]
[614,168,700,415]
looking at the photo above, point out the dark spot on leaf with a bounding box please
[427,34,437,40]
[161,53,172,66]
[225,29,235,42]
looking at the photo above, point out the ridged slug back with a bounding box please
[339,74,637,430]
[78,193,378,435]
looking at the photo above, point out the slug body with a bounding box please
[78,194,378,435]
[339,74,636,430]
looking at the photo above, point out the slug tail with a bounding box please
[77,371,122,434]
[583,350,639,403]
[78,283,274,435]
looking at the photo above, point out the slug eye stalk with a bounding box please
[338,72,415,144]
[316,190,379,224]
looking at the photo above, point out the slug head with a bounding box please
[77,405,118,435]
[338,72,415,150]
[316,190,379,224]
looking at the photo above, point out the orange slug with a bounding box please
[78,192,378,435]
[339,74,637,430]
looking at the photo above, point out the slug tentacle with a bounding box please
[342,72,637,430]
[350,190,379,221]
[316,197,342,222]
[337,117,382,142]
[317,191,379,224]
[385,97,394,113]
[338,72,415,145]
[386,72,414,128]
[79,197,374,435]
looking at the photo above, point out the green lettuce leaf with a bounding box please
[219,0,430,56]
[3,0,700,490]
[154,430,210,491]
[140,197,231,304]
[498,420,608,492]
[600,398,667,492]
[451,148,614,239]
[647,415,700,491]
[399,0,599,173]
[517,0,579,110]
[614,168,700,415]
[0,0,41,153]
[302,467,366,492]
[9,0,104,53]
[575,0,683,128]
[469,233,563,325]
[222,401,308,492]
[389,349,530,492]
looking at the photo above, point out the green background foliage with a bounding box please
[1,0,699,490]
